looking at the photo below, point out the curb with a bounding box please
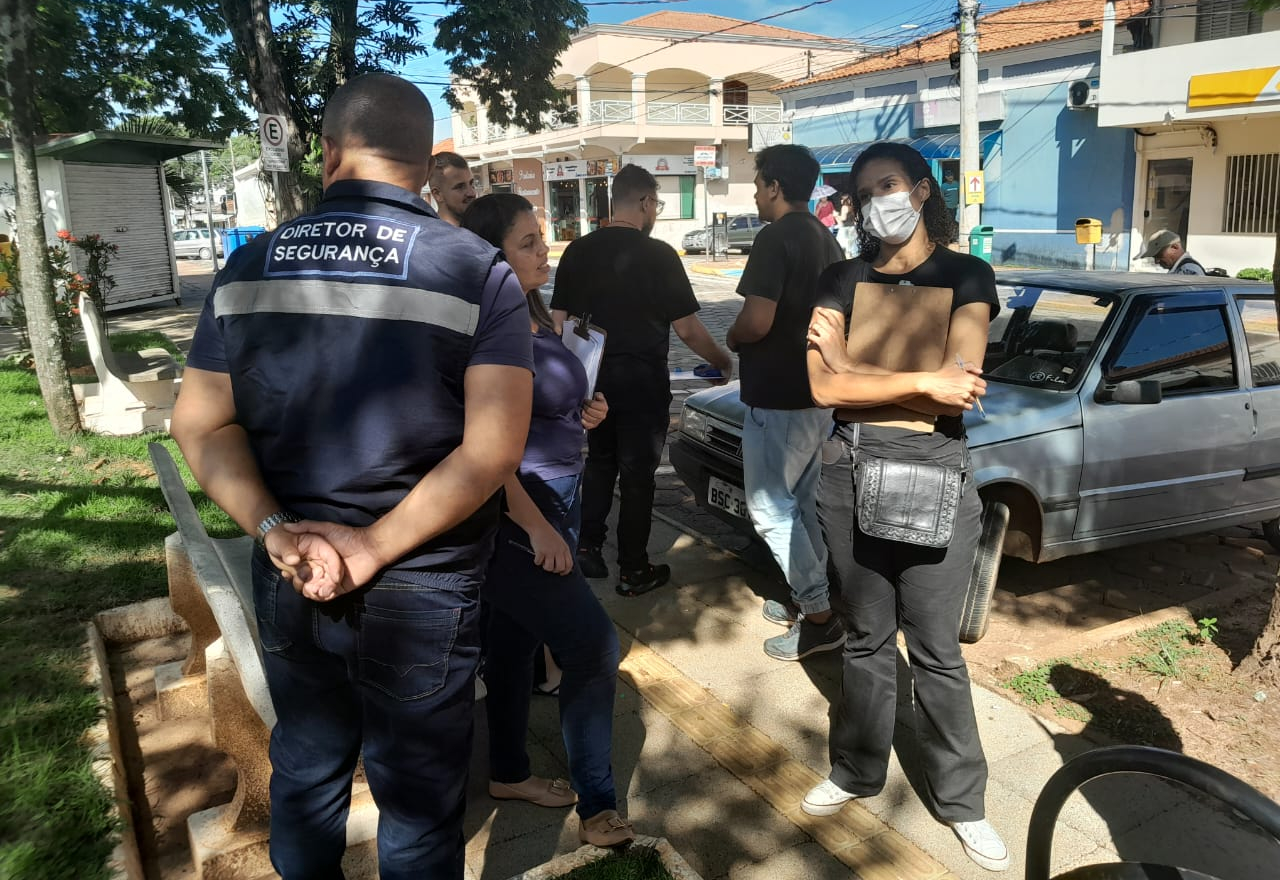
[689,262,745,278]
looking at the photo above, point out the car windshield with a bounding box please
[983,285,1115,390]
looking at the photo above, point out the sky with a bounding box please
[398,0,1024,145]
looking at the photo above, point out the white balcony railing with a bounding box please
[458,124,480,147]
[722,104,783,125]
[587,100,635,124]
[647,102,711,125]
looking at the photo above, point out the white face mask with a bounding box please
[861,182,922,245]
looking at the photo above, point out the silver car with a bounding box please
[682,213,766,255]
[172,228,224,260]
[671,271,1280,634]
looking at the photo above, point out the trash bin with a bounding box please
[219,226,268,257]
[1074,217,1102,245]
[968,225,994,263]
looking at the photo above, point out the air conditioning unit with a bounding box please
[1067,78,1099,110]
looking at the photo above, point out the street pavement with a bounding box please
[9,257,1280,878]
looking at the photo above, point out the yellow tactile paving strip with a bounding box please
[617,631,958,880]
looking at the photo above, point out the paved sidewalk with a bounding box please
[467,515,1280,879]
[17,265,1277,879]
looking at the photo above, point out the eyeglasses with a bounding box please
[644,196,666,215]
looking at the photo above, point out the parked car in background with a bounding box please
[172,227,223,260]
[682,213,766,255]
[671,271,1280,639]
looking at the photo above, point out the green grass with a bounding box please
[558,845,674,880]
[0,364,233,879]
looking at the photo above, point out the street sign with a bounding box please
[259,113,290,172]
[964,170,985,205]
[693,145,717,168]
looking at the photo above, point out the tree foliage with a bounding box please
[11,0,247,137]
[434,0,589,132]
[275,0,429,142]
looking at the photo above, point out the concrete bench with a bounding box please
[75,296,178,435]
[148,443,378,879]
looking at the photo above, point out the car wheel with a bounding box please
[1263,518,1280,554]
[198,246,212,260]
[959,500,1009,644]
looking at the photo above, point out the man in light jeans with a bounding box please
[727,144,846,660]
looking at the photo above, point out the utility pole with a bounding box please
[226,137,238,222]
[958,0,981,236]
[200,150,221,272]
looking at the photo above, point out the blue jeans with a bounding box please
[252,548,481,880]
[741,406,831,615]
[484,473,621,818]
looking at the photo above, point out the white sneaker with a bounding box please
[801,779,857,816]
[951,819,1009,871]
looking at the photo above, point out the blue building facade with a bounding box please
[781,37,1137,269]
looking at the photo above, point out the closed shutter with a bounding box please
[1195,0,1261,41]
[63,162,174,308]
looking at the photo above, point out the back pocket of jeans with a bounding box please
[357,602,461,701]
[251,553,293,654]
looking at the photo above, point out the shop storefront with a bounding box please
[488,166,513,194]
[543,157,616,242]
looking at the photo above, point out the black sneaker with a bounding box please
[577,546,608,579]
[615,563,671,597]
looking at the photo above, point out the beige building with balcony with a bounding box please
[1099,0,1280,273]
[450,12,866,248]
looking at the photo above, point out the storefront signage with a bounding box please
[912,92,1004,129]
[620,154,697,176]
[543,159,614,181]
[693,146,718,168]
[1188,66,1280,109]
[489,168,513,185]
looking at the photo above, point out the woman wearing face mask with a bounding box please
[461,194,635,847]
[799,143,1006,872]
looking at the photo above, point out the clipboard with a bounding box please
[842,281,952,431]
[561,314,607,394]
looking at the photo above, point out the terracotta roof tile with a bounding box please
[622,11,823,41]
[779,0,1150,89]
[432,138,455,154]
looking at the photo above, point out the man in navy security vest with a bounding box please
[172,74,534,879]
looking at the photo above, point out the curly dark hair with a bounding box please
[849,141,957,261]
[461,192,553,329]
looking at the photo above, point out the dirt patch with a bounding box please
[110,633,236,879]
[970,578,1280,800]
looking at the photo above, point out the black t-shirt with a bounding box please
[814,246,999,457]
[735,212,845,409]
[550,226,699,407]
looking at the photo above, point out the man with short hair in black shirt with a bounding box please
[551,164,732,595]
[728,144,846,661]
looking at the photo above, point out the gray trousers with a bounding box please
[817,443,988,822]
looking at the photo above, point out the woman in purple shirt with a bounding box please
[463,194,634,847]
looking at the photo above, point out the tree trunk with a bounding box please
[218,0,306,221]
[328,0,359,86]
[1247,206,1280,686]
[0,0,80,438]
[1241,581,1280,689]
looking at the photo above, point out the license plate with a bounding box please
[707,476,749,519]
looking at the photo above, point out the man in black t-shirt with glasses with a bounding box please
[728,144,845,661]
[552,165,732,596]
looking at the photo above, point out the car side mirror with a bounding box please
[1095,379,1162,404]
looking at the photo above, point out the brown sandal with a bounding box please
[579,809,636,847]
[488,776,578,808]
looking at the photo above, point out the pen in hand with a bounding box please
[956,354,987,419]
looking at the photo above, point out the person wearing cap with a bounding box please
[1138,229,1206,275]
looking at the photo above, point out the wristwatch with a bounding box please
[256,510,300,545]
